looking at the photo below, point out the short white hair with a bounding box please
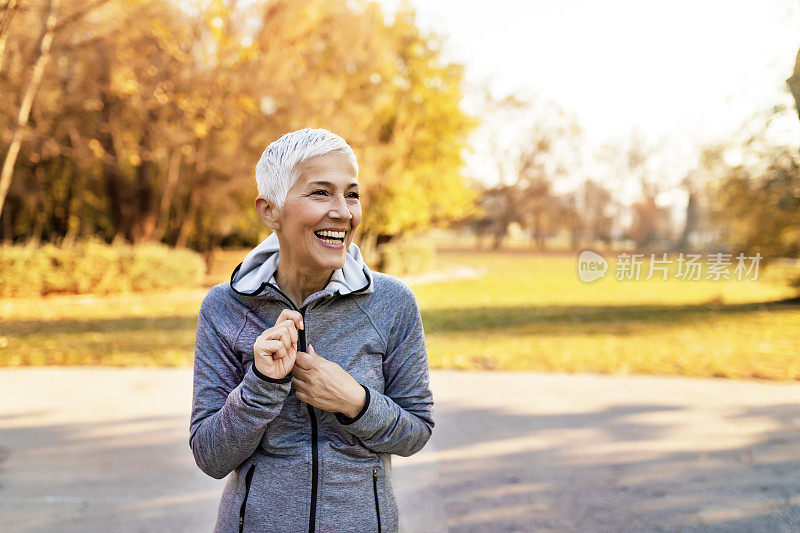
[255,128,359,210]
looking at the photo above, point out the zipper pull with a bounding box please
[373,467,377,479]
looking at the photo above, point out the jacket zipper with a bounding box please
[262,283,318,533]
[300,307,319,533]
[372,467,382,532]
[239,464,256,533]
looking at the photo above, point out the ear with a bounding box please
[255,196,281,231]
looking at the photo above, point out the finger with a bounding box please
[293,350,314,370]
[259,322,292,349]
[307,344,325,359]
[273,342,288,360]
[291,360,308,378]
[276,309,304,331]
[307,344,324,361]
[306,344,324,364]
[280,328,292,351]
[254,338,281,358]
[281,321,299,348]
[264,324,297,356]
[267,320,296,339]
[259,339,287,360]
[295,389,310,404]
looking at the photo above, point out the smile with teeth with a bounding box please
[314,230,346,246]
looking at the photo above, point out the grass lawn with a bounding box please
[417,251,800,380]
[1,249,799,380]
[0,289,206,367]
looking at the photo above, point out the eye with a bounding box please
[348,192,360,199]
[310,189,328,196]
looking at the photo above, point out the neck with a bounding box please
[275,253,333,309]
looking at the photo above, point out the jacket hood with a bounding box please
[230,232,374,299]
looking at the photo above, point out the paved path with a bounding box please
[1,369,799,532]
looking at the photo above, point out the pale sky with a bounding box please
[380,0,800,148]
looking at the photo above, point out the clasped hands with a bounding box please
[253,309,366,419]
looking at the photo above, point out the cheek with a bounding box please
[283,201,321,232]
[350,205,362,226]
[280,202,302,224]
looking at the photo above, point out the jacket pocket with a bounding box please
[372,467,382,533]
[239,464,256,533]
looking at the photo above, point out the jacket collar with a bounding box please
[229,232,374,304]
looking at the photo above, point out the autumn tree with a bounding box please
[0,0,477,251]
[467,89,583,249]
[0,0,112,220]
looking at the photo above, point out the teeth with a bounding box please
[316,230,345,239]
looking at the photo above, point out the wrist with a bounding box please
[342,382,367,419]
[252,363,291,384]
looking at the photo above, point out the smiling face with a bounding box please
[259,153,362,275]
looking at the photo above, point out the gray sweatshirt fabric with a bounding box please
[190,233,435,532]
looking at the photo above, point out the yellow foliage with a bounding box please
[88,139,105,159]
[0,242,206,297]
[193,120,208,138]
[0,0,477,248]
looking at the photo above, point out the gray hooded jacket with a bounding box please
[190,233,435,532]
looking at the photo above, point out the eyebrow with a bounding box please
[308,180,359,188]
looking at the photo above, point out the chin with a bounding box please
[314,253,346,271]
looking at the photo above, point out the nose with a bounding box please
[328,194,352,220]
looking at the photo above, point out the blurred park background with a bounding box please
[3,1,800,531]
[1,0,799,379]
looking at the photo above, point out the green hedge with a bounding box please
[378,237,437,275]
[0,241,206,297]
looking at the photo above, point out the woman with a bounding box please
[190,128,435,533]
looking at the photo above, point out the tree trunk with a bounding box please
[1,197,12,243]
[27,199,46,248]
[533,211,546,251]
[100,126,126,240]
[132,109,159,243]
[0,0,20,74]
[492,220,507,250]
[678,189,697,250]
[62,215,79,247]
[96,49,127,241]
[151,148,181,243]
[173,137,210,248]
[570,217,580,251]
[175,188,200,248]
[0,0,60,219]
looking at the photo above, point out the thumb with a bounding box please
[307,343,321,357]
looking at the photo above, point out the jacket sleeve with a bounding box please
[189,294,291,479]
[334,284,434,456]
